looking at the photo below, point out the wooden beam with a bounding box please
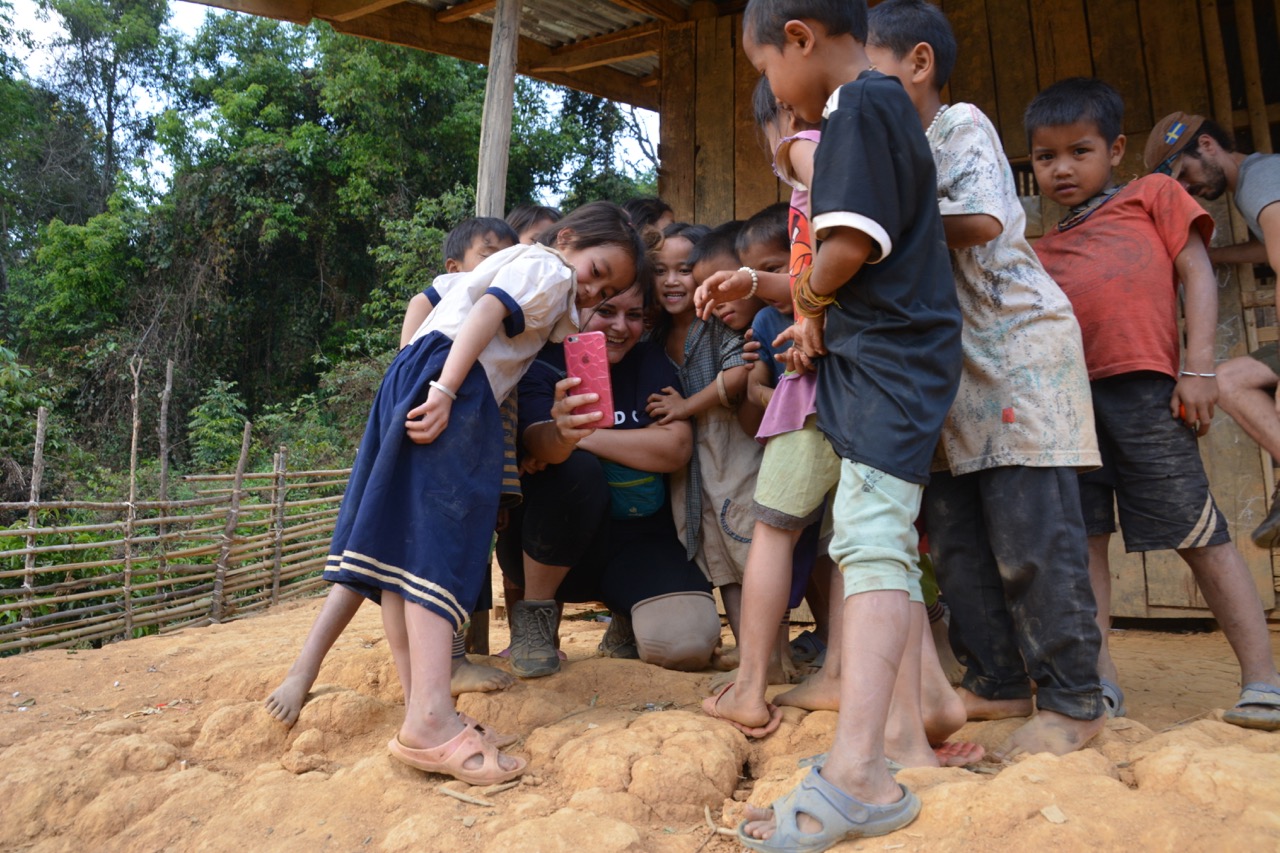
[436,0,497,24]
[313,0,403,23]
[330,3,659,109]
[476,0,520,218]
[659,22,697,220]
[1235,0,1274,153]
[605,0,687,22]
[184,0,311,25]
[551,21,660,53]
[531,30,659,73]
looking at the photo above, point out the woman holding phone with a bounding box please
[497,282,723,678]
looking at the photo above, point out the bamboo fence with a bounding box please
[0,400,350,654]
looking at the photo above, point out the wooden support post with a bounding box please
[122,357,142,637]
[21,407,48,626]
[157,359,173,589]
[269,445,288,605]
[475,0,520,217]
[1235,0,1273,154]
[211,422,253,623]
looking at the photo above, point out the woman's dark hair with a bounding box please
[622,197,674,231]
[1024,77,1124,147]
[744,0,867,49]
[506,203,562,235]
[866,0,957,91]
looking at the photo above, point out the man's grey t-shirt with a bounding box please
[1236,152,1280,242]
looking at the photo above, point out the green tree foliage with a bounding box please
[4,1,661,483]
[38,0,177,202]
[186,378,246,468]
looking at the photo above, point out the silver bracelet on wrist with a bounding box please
[1178,370,1217,378]
[428,379,458,400]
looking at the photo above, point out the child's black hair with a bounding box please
[866,0,957,91]
[744,0,868,49]
[688,220,744,269]
[662,221,711,246]
[737,203,790,257]
[505,203,562,235]
[622,197,674,231]
[534,201,654,299]
[443,217,520,263]
[753,76,782,131]
[1024,77,1125,148]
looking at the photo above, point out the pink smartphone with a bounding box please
[563,331,614,429]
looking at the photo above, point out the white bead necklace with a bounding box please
[925,104,949,138]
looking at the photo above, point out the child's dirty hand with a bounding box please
[405,390,452,444]
[646,387,688,424]
[741,328,762,364]
[774,317,825,375]
[1171,376,1217,437]
[695,269,752,320]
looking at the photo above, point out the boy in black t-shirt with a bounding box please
[730,1,962,849]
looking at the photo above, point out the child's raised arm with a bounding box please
[404,294,508,445]
[1171,227,1220,436]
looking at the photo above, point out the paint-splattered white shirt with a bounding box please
[928,103,1100,474]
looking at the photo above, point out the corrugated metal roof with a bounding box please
[415,0,696,81]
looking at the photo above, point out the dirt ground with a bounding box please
[3,591,1280,853]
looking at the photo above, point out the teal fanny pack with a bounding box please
[599,460,665,519]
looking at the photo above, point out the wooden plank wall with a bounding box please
[656,0,1280,617]
[658,14,785,225]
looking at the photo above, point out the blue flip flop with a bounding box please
[1100,678,1127,718]
[1222,682,1280,731]
[790,630,828,667]
[737,767,920,853]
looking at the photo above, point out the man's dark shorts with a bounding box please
[1079,372,1231,552]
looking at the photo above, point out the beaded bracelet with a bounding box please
[739,266,759,299]
[428,379,458,400]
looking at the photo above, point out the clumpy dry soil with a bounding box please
[2,595,1279,852]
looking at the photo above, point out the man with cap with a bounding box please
[1145,112,1280,548]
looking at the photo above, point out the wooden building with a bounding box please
[193,0,1280,619]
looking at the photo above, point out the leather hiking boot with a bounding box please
[510,599,561,677]
[1253,485,1280,549]
[597,611,639,659]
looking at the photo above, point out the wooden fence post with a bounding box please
[157,359,173,588]
[210,422,252,623]
[269,445,288,604]
[122,357,142,637]
[21,406,48,626]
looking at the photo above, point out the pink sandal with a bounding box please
[457,712,520,749]
[388,725,527,786]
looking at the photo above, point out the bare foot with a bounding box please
[702,682,781,736]
[450,659,515,697]
[775,670,841,711]
[712,644,739,672]
[994,709,1105,759]
[709,666,737,693]
[922,681,966,743]
[933,741,985,766]
[264,669,316,726]
[958,686,1033,721]
[929,617,965,685]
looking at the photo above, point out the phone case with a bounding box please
[564,331,614,429]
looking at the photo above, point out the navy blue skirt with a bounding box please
[323,332,503,628]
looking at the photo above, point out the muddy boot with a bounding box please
[597,611,639,659]
[510,599,561,678]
